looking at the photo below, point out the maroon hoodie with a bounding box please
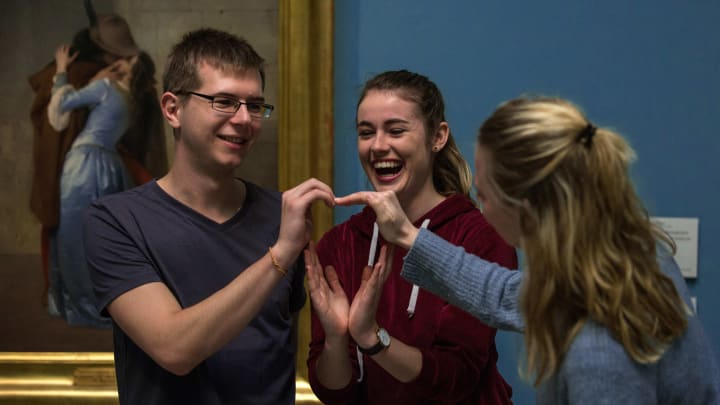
[308,194,518,404]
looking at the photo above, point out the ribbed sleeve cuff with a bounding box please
[402,228,458,289]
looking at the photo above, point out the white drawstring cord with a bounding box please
[357,219,428,379]
[368,223,379,268]
[407,219,430,318]
[357,223,380,382]
[355,346,364,382]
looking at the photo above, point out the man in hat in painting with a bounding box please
[28,11,164,313]
[89,14,140,60]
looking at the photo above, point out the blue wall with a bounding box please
[334,1,720,403]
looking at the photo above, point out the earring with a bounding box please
[432,146,440,152]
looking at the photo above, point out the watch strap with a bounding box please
[357,327,389,355]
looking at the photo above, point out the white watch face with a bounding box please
[378,328,391,346]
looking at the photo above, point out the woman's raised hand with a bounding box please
[54,45,78,74]
[305,242,349,339]
[335,191,419,250]
[347,245,394,348]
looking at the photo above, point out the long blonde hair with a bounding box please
[477,96,687,385]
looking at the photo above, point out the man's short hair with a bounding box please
[162,28,266,95]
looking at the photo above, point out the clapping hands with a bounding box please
[306,241,394,347]
[306,189,419,347]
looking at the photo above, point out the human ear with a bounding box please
[518,198,535,220]
[160,92,181,129]
[432,121,450,152]
[517,198,535,230]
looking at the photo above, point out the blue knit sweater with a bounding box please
[401,228,720,404]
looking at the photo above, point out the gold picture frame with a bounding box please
[0,1,333,403]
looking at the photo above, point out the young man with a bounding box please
[84,28,334,404]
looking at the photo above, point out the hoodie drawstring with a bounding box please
[356,223,380,382]
[407,219,430,318]
[356,219,429,381]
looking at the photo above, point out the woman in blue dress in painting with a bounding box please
[47,44,158,327]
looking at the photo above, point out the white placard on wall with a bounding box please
[650,217,699,278]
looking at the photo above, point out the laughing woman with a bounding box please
[306,70,517,404]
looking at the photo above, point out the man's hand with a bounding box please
[274,178,335,266]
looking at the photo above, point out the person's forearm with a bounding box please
[170,248,293,370]
[111,247,292,375]
[314,335,353,389]
[368,337,422,383]
[395,224,420,250]
[402,229,525,331]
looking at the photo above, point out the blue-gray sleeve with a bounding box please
[53,78,109,113]
[400,228,525,331]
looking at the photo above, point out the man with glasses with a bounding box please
[177,91,274,119]
[84,28,334,404]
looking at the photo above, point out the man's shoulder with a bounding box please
[90,181,159,215]
[243,181,283,219]
[245,180,281,202]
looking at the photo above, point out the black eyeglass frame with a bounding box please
[178,91,274,119]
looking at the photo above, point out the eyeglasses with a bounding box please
[179,91,274,119]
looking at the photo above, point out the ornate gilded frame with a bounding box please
[279,0,334,381]
[0,1,333,403]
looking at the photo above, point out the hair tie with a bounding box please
[576,123,597,146]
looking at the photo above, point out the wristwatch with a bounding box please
[358,327,391,355]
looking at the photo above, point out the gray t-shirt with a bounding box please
[85,180,305,405]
